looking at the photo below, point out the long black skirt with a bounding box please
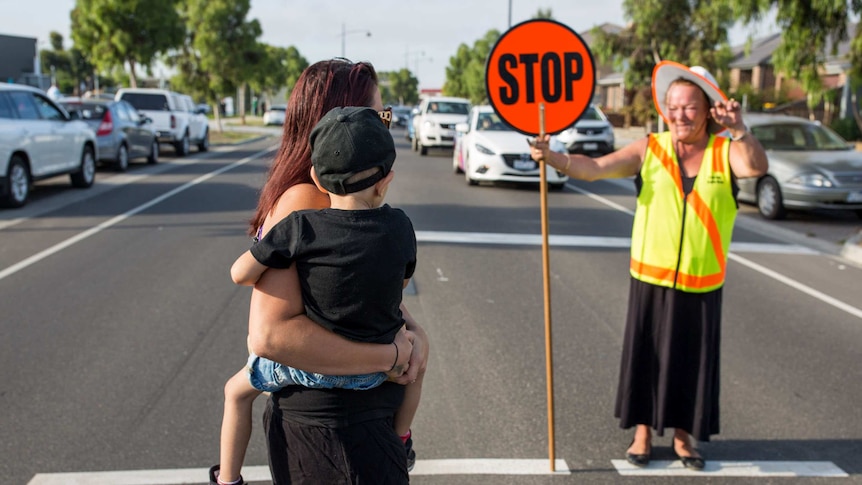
[614,278,722,441]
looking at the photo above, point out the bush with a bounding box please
[830,117,862,141]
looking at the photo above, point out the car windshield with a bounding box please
[476,112,510,131]
[578,107,604,121]
[431,102,469,115]
[751,122,851,151]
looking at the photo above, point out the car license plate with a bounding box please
[513,159,536,170]
[848,191,862,202]
[583,142,598,151]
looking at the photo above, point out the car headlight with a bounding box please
[475,143,495,155]
[788,173,834,187]
[423,120,436,129]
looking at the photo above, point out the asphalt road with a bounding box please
[1,130,860,484]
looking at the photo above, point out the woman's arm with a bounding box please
[530,134,645,181]
[246,183,413,375]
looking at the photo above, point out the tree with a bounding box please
[383,69,420,105]
[70,0,184,88]
[588,0,735,125]
[443,29,501,103]
[184,0,263,127]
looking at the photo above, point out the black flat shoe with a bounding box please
[674,450,705,470]
[625,440,651,467]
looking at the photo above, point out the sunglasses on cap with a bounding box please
[377,106,392,129]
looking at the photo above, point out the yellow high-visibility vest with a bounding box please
[630,132,737,293]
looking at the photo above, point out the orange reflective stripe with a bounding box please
[711,136,726,174]
[648,135,683,196]
[630,258,724,290]
[686,190,727,274]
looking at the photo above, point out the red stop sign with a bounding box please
[486,19,596,136]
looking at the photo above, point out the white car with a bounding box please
[453,105,569,189]
[115,88,208,156]
[0,84,98,208]
[412,96,470,155]
[263,105,286,126]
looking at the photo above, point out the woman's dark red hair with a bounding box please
[249,58,378,234]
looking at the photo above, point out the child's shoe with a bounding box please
[208,464,247,485]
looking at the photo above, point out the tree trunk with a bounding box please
[239,83,247,125]
[128,60,138,88]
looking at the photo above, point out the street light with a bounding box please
[340,23,371,58]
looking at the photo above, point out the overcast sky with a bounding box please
[2,0,777,90]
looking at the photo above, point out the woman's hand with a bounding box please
[711,99,746,134]
[386,326,414,378]
[529,134,552,162]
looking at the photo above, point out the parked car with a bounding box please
[115,88,208,156]
[0,84,98,208]
[60,98,159,171]
[263,104,287,126]
[738,113,862,219]
[453,105,568,189]
[555,104,615,156]
[178,94,210,152]
[412,96,470,155]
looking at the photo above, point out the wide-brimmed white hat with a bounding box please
[652,60,727,133]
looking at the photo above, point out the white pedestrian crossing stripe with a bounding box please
[29,459,848,483]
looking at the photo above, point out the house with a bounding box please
[580,22,627,112]
[0,34,46,89]
[728,24,857,120]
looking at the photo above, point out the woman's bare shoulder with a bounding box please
[268,183,331,225]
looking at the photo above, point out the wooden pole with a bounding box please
[537,103,556,472]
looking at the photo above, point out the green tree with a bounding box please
[384,68,420,105]
[589,0,735,125]
[70,0,184,88]
[185,0,263,127]
[443,29,501,104]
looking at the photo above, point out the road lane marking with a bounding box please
[612,459,848,477]
[415,231,818,255]
[28,457,849,483]
[28,460,572,484]
[0,146,277,283]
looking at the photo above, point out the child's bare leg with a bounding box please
[394,371,424,437]
[219,368,262,482]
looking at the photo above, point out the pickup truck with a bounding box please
[115,88,208,156]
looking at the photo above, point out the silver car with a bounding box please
[555,105,615,156]
[739,113,862,219]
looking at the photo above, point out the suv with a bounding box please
[411,96,470,155]
[115,88,208,156]
[0,84,98,207]
[555,105,615,156]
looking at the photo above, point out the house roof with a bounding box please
[729,22,858,69]
[728,33,781,69]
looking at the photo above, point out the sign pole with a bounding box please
[538,103,556,472]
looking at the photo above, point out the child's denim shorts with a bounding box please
[246,353,388,392]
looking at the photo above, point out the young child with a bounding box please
[210,106,422,485]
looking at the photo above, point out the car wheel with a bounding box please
[411,136,418,152]
[453,153,463,174]
[147,139,159,164]
[854,209,862,219]
[419,142,428,156]
[70,145,96,188]
[550,182,565,191]
[115,144,129,172]
[757,176,786,220]
[2,155,31,208]
[175,132,190,156]
[198,129,209,152]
